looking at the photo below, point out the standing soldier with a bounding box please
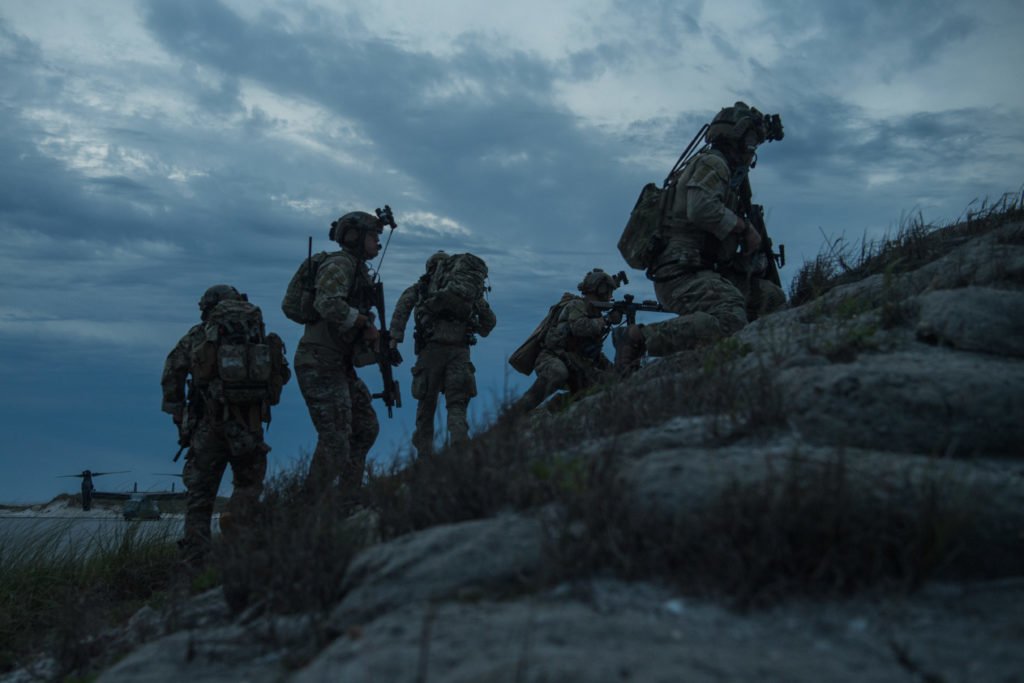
[508,269,621,414]
[290,212,383,500]
[161,285,291,567]
[389,251,496,455]
[615,102,785,369]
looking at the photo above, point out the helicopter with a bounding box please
[120,474,188,521]
[58,471,186,520]
[117,481,186,521]
[57,469,129,511]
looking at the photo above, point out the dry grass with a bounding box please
[352,333,785,544]
[790,190,1024,307]
[215,459,361,616]
[548,449,1019,609]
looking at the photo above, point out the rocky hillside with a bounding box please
[14,205,1024,683]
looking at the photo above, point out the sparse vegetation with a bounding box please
[549,449,1016,609]
[0,521,177,678]
[216,459,362,616]
[790,190,1024,307]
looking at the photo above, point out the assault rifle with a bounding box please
[173,380,199,462]
[370,280,402,417]
[738,177,785,288]
[743,203,784,288]
[369,204,402,418]
[591,293,664,326]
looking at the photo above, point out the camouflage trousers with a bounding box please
[181,409,269,564]
[751,277,787,319]
[721,270,788,321]
[410,343,477,455]
[295,341,379,499]
[510,349,612,414]
[642,270,749,357]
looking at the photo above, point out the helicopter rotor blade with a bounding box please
[57,470,130,478]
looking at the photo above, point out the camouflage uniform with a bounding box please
[723,264,787,321]
[161,288,290,565]
[295,248,380,497]
[637,104,786,358]
[390,264,496,455]
[511,296,613,414]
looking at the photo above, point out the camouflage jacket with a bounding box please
[542,297,608,361]
[300,249,375,352]
[390,277,496,349]
[651,148,748,279]
[160,323,205,418]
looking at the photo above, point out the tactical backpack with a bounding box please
[191,300,287,406]
[423,253,488,321]
[281,251,339,324]
[617,180,678,270]
[618,119,721,271]
[507,293,575,376]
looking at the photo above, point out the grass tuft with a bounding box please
[550,450,1017,608]
[0,521,177,677]
[790,190,1024,307]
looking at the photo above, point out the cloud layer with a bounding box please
[1,0,1021,501]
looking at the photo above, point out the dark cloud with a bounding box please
[563,42,632,81]
[763,0,981,81]
[764,94,1018,194]
[86,175,160,198]
[0,18,46,101]
[907,14,978,68]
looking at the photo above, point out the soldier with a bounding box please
[615,102,785,369]
[161,284,291,566]
[509,269,622,414]
[294,212,383,499]
[389,251,495,455]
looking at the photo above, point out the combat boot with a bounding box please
[612,324,646,373]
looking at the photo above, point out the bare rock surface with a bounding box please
[97,626,283,683]
[329,513,547,631]
[915,286,1024,356]
[293,578,1024,683]
[97,596,321,683]
[778,347,1024,455]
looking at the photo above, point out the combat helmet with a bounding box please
[329,211,383,249]
[577,268,620,299]
[705,101,784,150]
[198,284,243,320]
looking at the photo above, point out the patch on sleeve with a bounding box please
[685,156,730,195]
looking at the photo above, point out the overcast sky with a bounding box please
[1,0,1022,503]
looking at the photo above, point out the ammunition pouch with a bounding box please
[413,327,427,355]
[410,364,429,400]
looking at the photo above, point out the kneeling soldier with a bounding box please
[509,269,621,414]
